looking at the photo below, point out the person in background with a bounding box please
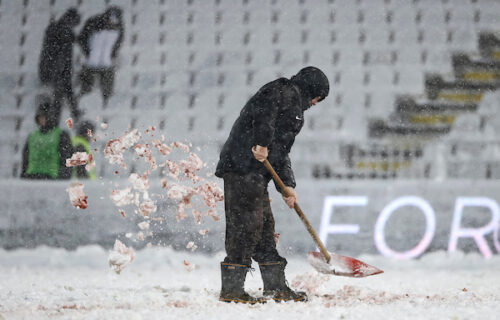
[215,66,330,303]
[72,121,97,180]
[39,8,83,123]
[21,102,73,180]
[77,6,124,108]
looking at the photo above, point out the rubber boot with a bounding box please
[219,262,266,304]
[259,261,308,302]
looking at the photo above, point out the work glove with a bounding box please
[252,145,268,162]
[282,186,297,209]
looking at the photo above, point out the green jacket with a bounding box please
[26,127,63,178]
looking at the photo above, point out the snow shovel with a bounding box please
[263,159,383,278]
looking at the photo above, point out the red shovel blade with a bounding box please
[307,251,384,278]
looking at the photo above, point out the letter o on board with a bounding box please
[374,196,436,259]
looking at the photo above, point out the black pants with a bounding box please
[51,77,79,124]
[79,66,115,104]
[223,173,286,266]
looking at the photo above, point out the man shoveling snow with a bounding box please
[215,67,330,304]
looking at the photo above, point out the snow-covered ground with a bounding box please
[1,246,499,320]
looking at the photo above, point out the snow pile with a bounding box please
[66,182,88,210]
[108,240,135,274]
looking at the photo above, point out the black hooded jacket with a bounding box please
[215,67,329,188]
[39,8,80,85]
[78,7,124,60]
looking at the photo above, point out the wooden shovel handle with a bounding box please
[263,159,331,263]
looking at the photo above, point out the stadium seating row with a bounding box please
[0,0,499,180]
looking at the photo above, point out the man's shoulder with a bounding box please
[257,77,293,94]
[83,15,104,30]
[50,127,69,138]
[27,129,39,138]
[265,77,289,87]
[45,21,61,37]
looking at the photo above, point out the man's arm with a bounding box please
[21,140,29,178]
[111,23,124,59]
[252,85,281,148]
[273,154,298,208]
[275,154,296,189]
[77,19,92,56]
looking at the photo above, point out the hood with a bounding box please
[104,6,123,27]
[35,102,57,132]
[290,66,330,110]
[77,120,95,137]
[60,7,80,27]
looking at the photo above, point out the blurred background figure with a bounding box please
[21,102,73,180]
[77,6,124,108]
[38,7,83,124]
[71,120,97,180]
